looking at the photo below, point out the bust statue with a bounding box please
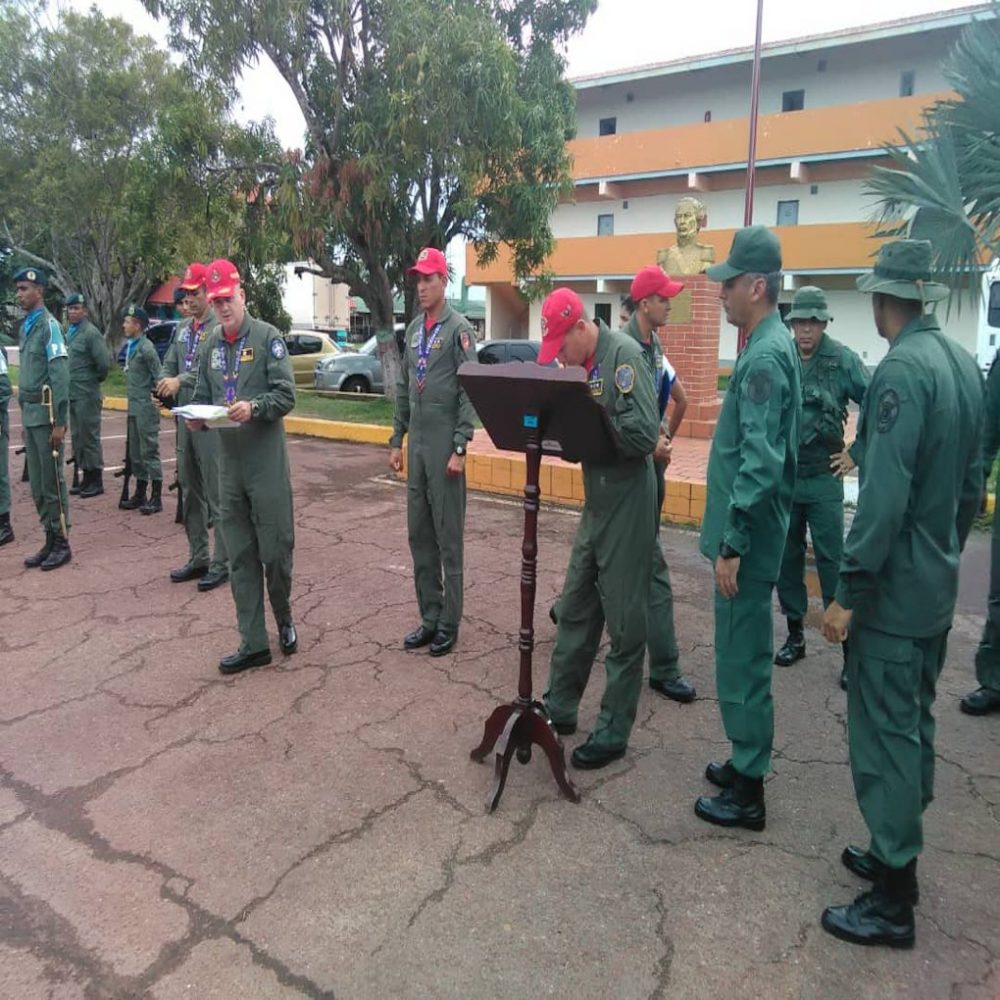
[657,196,715,275]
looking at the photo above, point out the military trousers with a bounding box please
[847,624,949,868]
[24,424,69,536]
[544,464,656,750]
[777,473,844,622]
[406,442,466,633]
[127,404,162,482]
[974,503,1000,694]
[715,576,775,778]
[69,394,104,471]
[648,459,680,682]
[219,465,294,654]
[0,400,10,516]
[177,420,227,573]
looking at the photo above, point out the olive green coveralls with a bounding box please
[974,353,1000,696]
[543,324,661,750]
[67,319,109,474]
[124,335,163,483]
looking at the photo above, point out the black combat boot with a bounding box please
[774,618,806,666]
[24,532,54,568]
[79,470,104,498]
[140,480,163,515]
[40,534,72,571]
[69,464,81,495]
[694,771,766,830]
[821,859,917,949]
[120,479,148,510]
[0,512,13,547]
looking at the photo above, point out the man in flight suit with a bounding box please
[820,239,984,948]
[120,305,164,514]
[774,286,868,692]
[540,288,661,770]
[15,266,72,570]
[962,349,1000,716]
[623,265,696,704]
[64,293,110,498]
[695,227,801,830]
[191,259,297,674]
[0,342,13,546]
[156,262,229,592]
[389,247,478,658]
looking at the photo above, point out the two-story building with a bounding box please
[468,4,993,367]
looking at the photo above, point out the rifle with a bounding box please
[168,469,183,524]
[115,420,133,507]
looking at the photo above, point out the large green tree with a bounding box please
[0,3,288,347]
[866,3,1000,299]
[145,0,595,393]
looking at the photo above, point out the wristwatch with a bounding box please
[250,399,260,420]
[719,542,740,559]
[454,444,466,457]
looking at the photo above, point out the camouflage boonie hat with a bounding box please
[856,239,949,303]
[787,285,832,323]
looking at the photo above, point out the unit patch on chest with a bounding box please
[211,347,225,371]
[240,347,255,362]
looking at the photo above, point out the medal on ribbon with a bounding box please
[416,321,443,392]
[223,335,249,404]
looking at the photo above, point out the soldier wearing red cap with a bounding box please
[540,287,661,770]
[623,266,696,705]
[156,262,229,591]
[389,247,478,656]
[191,259,297,674]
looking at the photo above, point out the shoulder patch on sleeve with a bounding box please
[614,363,636,394]
[746,368,772,404]
[460,329,471,352]
[270,337,287,360]
[46,320,68,360]
[875,387,900,433]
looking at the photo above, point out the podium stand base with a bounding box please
[470,699,581,813]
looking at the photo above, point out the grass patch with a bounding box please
[292,390,396,425]
[717,374,729,391]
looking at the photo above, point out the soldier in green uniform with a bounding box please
[156,263,229,592]
[191,259,297,674]
[389,247,478,658]
[623,265,696,704]
[0,342,13,546]
[120,305,163,514]
[695,226,801,830]
[14,266,72,570]
[64,293,110,498]
[538,288,661,769]
[820,239,984,949]
[962,350,1000,716]
[774,287,868,691]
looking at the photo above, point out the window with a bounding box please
[598,116,617,136]
[988,282,1000,329]
[594,303,612,327]
[509,342,537,363]
[297,335,323,354]
[477,343,505,365]
[900,70,915,97]
[776,200,800,226]
[597,213,614,236]
[781,89,805,112]
[703,110,712,123]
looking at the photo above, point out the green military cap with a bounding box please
[64,292,86,306]
[856,239,949,303]
[12,265,47,286]
[786,285,832,322]
[125,304,149,327]
[706,225,782,282]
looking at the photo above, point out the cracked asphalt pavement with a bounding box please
[1,417,998,998]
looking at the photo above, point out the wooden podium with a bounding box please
[458,362,619,812]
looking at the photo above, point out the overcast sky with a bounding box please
[58,0,977,150]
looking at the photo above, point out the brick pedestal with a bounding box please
[658,274,721,439]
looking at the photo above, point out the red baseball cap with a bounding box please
[408,247,449,278]
[205,259,241,301]
[630,265,684,303]
[180,262,208,291]
[537,288,585,365]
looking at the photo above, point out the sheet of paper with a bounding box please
[171,404,241,428]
